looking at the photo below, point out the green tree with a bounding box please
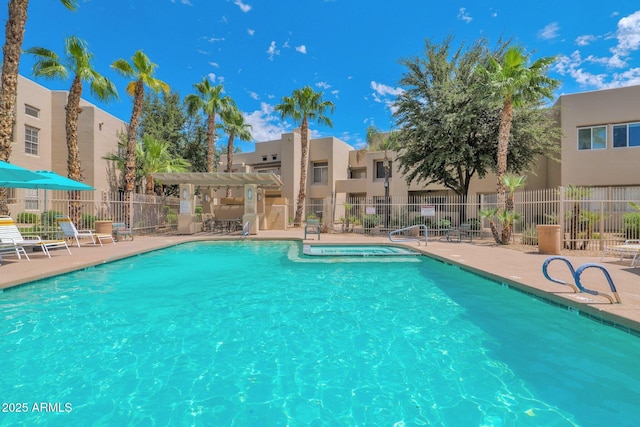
[219,107,253,196]
[480,46,558,207]
[275,86,334,226]
[111,50,169,225]
[394,37,560,199]
[0,0,77,214]
[137,135,191,195]
[25,35,117,224]
[366,126,399,227]
[185,78,235,172]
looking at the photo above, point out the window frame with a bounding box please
[312,161,328,184]
[24,125,39,156]
[375,160,392,179]
[24,104,40,118]
[577,126,607,151]
[613,122,640,148]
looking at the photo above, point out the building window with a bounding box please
[613,123,640,148]
[577,126,606,150]
[375,160,392,179]
[349,168,366,179]
[25,125,39,155]
[25,189,39,210]
[313,161,328,184]
[24,104,40,118]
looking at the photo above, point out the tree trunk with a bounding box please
[145,175,154,195]
[124,80,144,227]
[496,99,513,209]
[66,75,83,225]
[0,0,28,214]
[225,132,235,198]
[293,117,309,227]
[206,113,215,172]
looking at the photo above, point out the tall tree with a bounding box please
[0,0,77,214]
[25,35,117,224]
[185,78,235,172]
[366,126,399,227]
[394,37,560,200]
[481,46,558,207]
[111,50,169,225]
[275,86,334,226]
[219,107,253,197]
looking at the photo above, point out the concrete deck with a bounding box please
[1,230,639,334]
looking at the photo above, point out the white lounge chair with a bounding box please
[600,239,640,267]
[56,216,115,247]
[0,215,71,259]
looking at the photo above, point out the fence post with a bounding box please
[558,186,565,250]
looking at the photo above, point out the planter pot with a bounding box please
[95,220,113,235]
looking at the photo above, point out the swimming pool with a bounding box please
[2,241,639,425]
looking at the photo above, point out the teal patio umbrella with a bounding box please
[0,160,44,187]
[30,170,95,191]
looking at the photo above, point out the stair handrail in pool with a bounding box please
[542,256,621,304]
[241,221,250,237]
[388,224,428,246]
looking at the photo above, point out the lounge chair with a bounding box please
[0,215,71,259]
[600,239,640,267]
[56,216,115,247]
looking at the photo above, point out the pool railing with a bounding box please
[388,224,428,246]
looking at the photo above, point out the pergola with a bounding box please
[151,172,283,234]
[151,172,282,188]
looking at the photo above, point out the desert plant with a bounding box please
[17,212,38,224]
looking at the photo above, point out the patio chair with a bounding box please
[56,216,115,247]
[0,215,71,259]
[600,239,640,267]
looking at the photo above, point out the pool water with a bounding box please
[302,244,421,256]
[2,241,640,426]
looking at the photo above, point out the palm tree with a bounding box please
[185,78,235,172]
[0,0,78,214]
[275,86,334,226]
[366,126,400,228]
[111,50,169,224]
[482,46,557,207]
[219,107,253,197]
[25,35,117,224]
[137,135,191,195]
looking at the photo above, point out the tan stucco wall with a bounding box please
[556,85,640,187]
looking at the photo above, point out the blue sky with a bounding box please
[6,0,640,152]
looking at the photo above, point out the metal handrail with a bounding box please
[388,224,428,246]
[241,221,250,236]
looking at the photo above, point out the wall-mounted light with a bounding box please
[247,188,253,200]
[98,122,104,130]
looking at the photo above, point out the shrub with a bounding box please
[81,214,97,230]
[467,218,481,230]
[195,206,203,214]
[362,214,381,229]
[437,218,451,229]
[17,212,38,224]
[623,212,640,239]
[41,210,63,226]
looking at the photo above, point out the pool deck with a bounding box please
[1,230,640,334]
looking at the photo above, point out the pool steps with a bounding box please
[542,256,621,304]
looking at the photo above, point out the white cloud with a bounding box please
[575,34,598,46]
[209,61,220,68]
[234,0,252,13]
[207,73,217,82]
[205,37,225,43]
[612,10,640,56]
[244,102,288,142]
[295,45,307,54]
[316,81,331,90]
[248,91,259,100]
[331,89,339,98]
[457,8,472,23]
[170,0,192,5]
[247,28,255,36]
[538,22,560,40]
[266,41,280,60]
[370,81,403,97]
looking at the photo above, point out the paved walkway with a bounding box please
[1,230,639,333]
